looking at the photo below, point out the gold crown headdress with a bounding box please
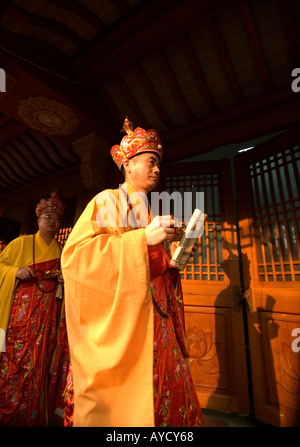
[110,117,163,169]
[36,191,65,217]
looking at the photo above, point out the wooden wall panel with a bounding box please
[184,306,238,411]
[257,310,300,426]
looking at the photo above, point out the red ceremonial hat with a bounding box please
[36,191,65,217]
[110,117,163,169]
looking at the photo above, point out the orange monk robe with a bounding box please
[0,231,61,356]
[61,182,154,427]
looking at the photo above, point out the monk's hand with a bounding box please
[145,215,176,246]
[16,266,36,280]
[57,275,64,284]
[190,239,200,257]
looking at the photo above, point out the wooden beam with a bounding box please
[0,165,82,209]
[2,0,86,49]
[278,0,300,66]
[0,114,12,127]
[5,141,47,178]
[48,0,106,33]
[0,28,66,67]
[179,34,219,113]
[155,51,196,122]
[109,0,131,15]
[0,119,27,147]
[113,75,149,128]
[134,63,174,129]
[207,18,244,104]
[97,86,123,123]
[238,0,272,93]
[161,89,300,162]
[72,0,240,84]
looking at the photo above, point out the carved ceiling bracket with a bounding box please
[72,133,109,191]
[17,96,79,135]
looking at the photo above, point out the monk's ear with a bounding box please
[123,159,130,175]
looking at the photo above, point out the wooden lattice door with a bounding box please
[235,130,300,427]
[161,160,250,414]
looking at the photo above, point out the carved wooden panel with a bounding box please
[184,306,237,410]
[257,310,300,425]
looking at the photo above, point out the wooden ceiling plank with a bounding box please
[278,0,300,66]
[179,34,219,113]
[0,146,34,183]
[238,0,273,93]
[29,131,72,166]
[97,85,124,124]
[0,28,67,66]
[155,51,196,122]
[133,63,174,129]
[44,0,106,32]
[0,115,13,127]
[2,0,86,49]
[13,138,54,175]
[109,0,131,15]
[3,142,41,178]
[0,153,25,185]
[21,134,58,172]
[26,132,68,169]
[162,89,300,162]
[0,164,17,189]
[0,120,28,148]
[71,0,240,81]
[207,18,244,104]
[0,180,11,191]
[44,137,77,165]
[70,0,177,72]
[113,75,149,129]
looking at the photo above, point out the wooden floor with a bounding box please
[49,408,268,427]
[202,409,269,427]
[203,413,229,427]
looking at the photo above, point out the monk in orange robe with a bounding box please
[0,192,69,426]
[61,119,204,427]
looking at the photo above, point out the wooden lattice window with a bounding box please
[249,145,300,282]
[56,196,76,247]
[165,173,224,281]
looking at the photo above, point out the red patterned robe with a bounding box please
[0,243,69,427]
[149,245,203,427]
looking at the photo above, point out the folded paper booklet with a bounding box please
[170,208,207,270]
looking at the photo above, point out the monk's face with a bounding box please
[124,152,160,194]
[38,212,62,238]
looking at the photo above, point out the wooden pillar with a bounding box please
[72,133,109,196]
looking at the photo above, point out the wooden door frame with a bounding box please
[160,159,250,414]
[234,128,300,426]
